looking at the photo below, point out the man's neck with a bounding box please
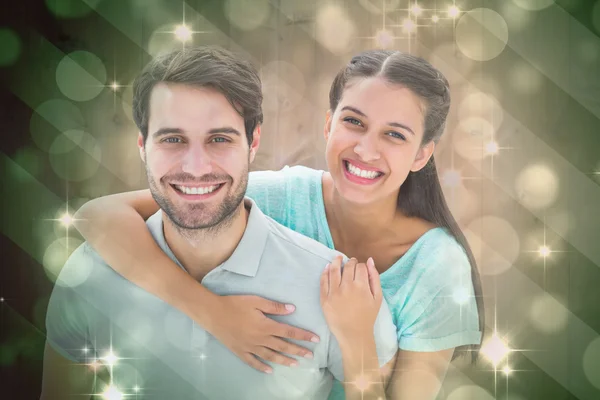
[162,201,250,281]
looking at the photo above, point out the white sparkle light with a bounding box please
[442,169,462,187]
[503,365,513,375]
[133,385,141,393]
[481,333,511,367]
[102,385,123,400]
[374,29,394,48]
[538,246,551,257]
[59,213,73,227]
[174,24,192,42]
[448,5,461,18]
[453,287,471,305]
[88,359,101,370]
[432,15,440,23]
[110,82,120,91]
[101,350,119,367]
[0,297,4,302]
[485,141,499,155]
[402,18,417,33]
[410,4,423,16]
[353,374,371,391]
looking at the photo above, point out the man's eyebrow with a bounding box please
[207,127,241,136]
[152,127,185,137]
[341,105,415,136]
[152,127,242,137]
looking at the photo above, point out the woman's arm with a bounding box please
[386,349,454,400]
[73,190,319,372]
[321,257,389,399]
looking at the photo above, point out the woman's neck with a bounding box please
[323,172,401,244]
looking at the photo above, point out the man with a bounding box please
[41,46,397,399]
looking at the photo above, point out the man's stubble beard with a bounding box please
[145,162,249,238]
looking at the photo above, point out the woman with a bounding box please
[73,50,484,399]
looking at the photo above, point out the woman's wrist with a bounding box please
[171,280,221,332]
[335,329,375,349]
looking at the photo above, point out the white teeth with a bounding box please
[176,184,220,195]
[346,162,381,179]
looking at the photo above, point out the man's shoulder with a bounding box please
[263,216,344,265]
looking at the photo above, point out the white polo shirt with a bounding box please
[46,198,398,399]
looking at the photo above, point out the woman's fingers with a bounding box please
[320,263,330,299]
[265,337,314,359]
[366,257,382,299]
[329,255,343,290]
[254,347,299,368]
[252,296,296,315]
[342,257,357,284]
[355,261,369,283]
[242,353,273,374]
[271,319,320,343]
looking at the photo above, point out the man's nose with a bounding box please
[181,144,213,176]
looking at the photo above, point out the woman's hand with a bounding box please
[207,295,320,373]
[320,256,383,344]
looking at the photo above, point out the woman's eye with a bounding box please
[387,131,406,141]
[343,117,363,126]
[163,137,182,143]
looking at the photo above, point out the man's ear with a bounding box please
[249,125,261,163]
[411,141,435,172]
[137,133,146,163]
[323,110,333,142]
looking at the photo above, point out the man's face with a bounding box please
[139,83,260,230]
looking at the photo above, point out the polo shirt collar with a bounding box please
[147,197,269,278]
[219,197,269,277]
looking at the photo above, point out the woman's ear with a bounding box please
[323,110,333,141]
[411,141,435,172]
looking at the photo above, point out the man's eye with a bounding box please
[211,137,229,143]
[343,117,363,126]
[163,137,182,143]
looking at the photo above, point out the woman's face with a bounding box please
[324,76,434,205]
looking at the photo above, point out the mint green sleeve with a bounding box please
[247,167,292,226]
[387,238,482,352]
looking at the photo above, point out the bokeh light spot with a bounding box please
[530,294,568,334]
[45,0,101,19]
[30,99,85,152]
[56,51,107,101]
[48,130,102,181]
[458,92,504,130]
[224,0,271,31]
[0,28,22,66]
[316,4,355,54]
[583,337,600,389]
[447,385,495,400]
[592,1,600,34]
[42,237,85,285]
[466,216,520,276]
[515,163,559,210]
[512,0,555,10]
[456,8,508,61]
[452,117,496,161]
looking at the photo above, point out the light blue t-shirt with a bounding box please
[247,166,482,398]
